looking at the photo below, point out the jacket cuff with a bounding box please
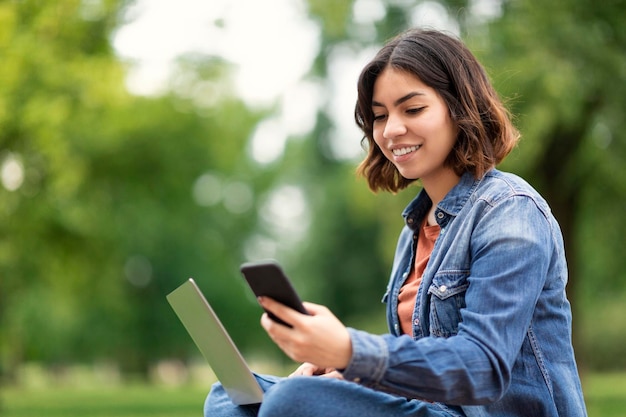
[341,328,389,384]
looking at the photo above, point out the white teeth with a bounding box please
[392,145,421,156]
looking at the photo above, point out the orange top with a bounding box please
[397,219,440,336]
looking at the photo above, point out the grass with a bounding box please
[584,372,626,417]
[1,384,209,417]
[1,372,625,416]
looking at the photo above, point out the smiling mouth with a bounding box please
[392,145,421,156]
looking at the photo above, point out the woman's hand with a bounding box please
[289,362,344,379]
[258,297,352,370]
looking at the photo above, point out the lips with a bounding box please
[392,145,421,156]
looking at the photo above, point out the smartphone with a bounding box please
[240,260,308,327]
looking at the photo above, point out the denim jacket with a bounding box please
[341,169,587,417]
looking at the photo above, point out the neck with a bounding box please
[422,170,461,206]
[422,170,461,225]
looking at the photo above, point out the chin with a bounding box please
[398,172,420,181]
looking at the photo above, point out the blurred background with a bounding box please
[1,0,625,415]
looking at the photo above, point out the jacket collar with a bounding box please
[401,170,488,230]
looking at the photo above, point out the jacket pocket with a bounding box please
[427,273,469,337]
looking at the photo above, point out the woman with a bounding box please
[204,28,587,417]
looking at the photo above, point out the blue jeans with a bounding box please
[204,374,462,417]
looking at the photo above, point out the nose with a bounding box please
[382,113,407,139]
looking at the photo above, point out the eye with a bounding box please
[373,113,387,122]
[406,106,426,115]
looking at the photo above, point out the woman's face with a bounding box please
[371,67,458,187]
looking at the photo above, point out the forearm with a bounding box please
[341,328,506,404]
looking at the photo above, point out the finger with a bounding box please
[260,312,293,346]
[260,312,287,336]
[289,363,315,377]
[321,371,344,379]
[301,301,327,315]
[259,296,308,327]
[260,312,273,332]
[299,364,315,376]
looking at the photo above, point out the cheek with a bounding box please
[371,133,391,161]
[431,116,458,149]
[372,128,385,148]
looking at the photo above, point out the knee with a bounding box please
[260,377,308,415]
[204,382,262,417]
[204,382,235,417]
[259,377,327,417]
[204,382,223,416]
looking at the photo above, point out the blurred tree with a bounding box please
[0,0,274,377]
[0,0,134,377]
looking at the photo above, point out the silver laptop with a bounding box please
[167,278,264,405]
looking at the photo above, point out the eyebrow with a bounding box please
[372,92,425,108]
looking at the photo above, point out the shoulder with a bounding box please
[470,171,565,254]
[474,169,548,209]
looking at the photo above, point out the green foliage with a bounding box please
[307,0,353,40]
[1,0,133,371]
[1,0,625,378]
[0,0,273,375]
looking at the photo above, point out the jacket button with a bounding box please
[437,212,444,219]
[413,318,420,326]
[439,285,447,293]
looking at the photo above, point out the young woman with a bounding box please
[204,28,587,417]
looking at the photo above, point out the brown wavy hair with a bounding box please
[355,29,520,193]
